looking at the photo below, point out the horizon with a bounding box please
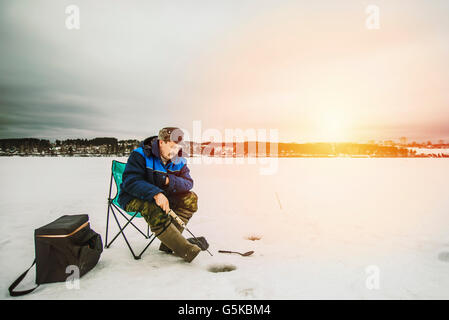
[0,135,447,145]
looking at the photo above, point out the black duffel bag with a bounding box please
[9,214,103,296]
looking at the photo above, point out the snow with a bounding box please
[1,157,449,299]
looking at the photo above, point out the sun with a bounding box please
[317,111,349,142]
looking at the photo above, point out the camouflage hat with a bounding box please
[158,127,184,143]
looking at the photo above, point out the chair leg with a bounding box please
[109,209,139,258]
[136,234,157,260]
[107,209,138,248]
[106,161,156,259]
[113,205,149,239]
[105,204,121,248]
[105,170,114,247]
[107,209,157,259]
[105,203,111,247]
[135,220,171,259]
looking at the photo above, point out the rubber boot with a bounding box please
[159,214,209,252]
[157,223,201,262]
[159,192,198,253]
[160,236,209,252]
[159,211,189,253]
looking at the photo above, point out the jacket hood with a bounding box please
[140,136,158,158]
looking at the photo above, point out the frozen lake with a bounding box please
[1,157,449,299]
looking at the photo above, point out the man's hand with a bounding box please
[165,176,169,185]
[153,192,170,213]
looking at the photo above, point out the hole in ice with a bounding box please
[208,264,237,273]
[239,288,255,297]
[438,252,449,262]
[246,235,262,241]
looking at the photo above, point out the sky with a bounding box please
[0,0,448,143]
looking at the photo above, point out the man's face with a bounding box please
[159,140,181,160]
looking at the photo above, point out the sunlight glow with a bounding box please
[316,110,350,142]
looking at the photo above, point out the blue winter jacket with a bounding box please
[117,136,193,209]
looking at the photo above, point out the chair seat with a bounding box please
[111,160,143,218]
[111,197,143,218]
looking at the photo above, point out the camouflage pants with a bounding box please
[125,191,198,235]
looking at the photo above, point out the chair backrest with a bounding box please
[111,160,142,218]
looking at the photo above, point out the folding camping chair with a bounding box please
[105,160,157,259]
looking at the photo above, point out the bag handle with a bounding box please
[8,259,40,297]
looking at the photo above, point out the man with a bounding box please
[118,127,207,263]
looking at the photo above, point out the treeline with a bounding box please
[200,142,413,157]
[0,138,51,152]
[55,137,118,147]
[0,138,444,157]
[0,138,140,156]
[279,142,411,157]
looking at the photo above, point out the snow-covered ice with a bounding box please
[1,157,449,299]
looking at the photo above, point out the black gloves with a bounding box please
[153,172,169,189]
